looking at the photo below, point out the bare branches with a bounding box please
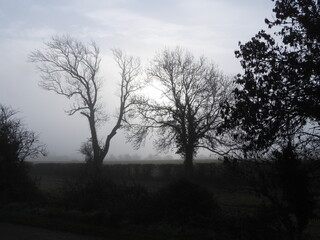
[29,35,101,117]
[111,48,142,119]
[30,35,105,168]
[30,36,140,167]
[102,49,142,157]
[0,104,47,161]
[126,48,234,171]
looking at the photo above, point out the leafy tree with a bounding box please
[127,48,233,175]
[221,1,319,238]
[0,104,46,202]
[0,104,46,162]
[30,36,141,171]
[222,0,319,153]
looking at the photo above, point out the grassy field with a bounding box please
[9,161,316,239]
[27,161,275,215]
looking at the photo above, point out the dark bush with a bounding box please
[0,104,45,205]
[153,179,220,227]
[59,177,222,228]
[0,160,41,204]
[59,175,152,225]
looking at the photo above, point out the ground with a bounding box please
[0,222,104,240]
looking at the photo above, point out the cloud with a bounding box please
[0,26,56,40]
[85,8,185,42]
[83,7,230,57]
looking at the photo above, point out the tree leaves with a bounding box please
[223,0,320,152]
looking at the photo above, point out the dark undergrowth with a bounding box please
[1,162,319,240]
[0,178,304,239]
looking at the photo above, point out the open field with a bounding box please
[29,161,250,197]
[2,161,319,240]
[29,161,318,215]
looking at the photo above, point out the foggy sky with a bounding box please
[0,0,274,160]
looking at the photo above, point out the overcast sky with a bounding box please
[0,0,275,161]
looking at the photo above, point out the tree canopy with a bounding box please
[222,0,320,153]
[219,1,320,236]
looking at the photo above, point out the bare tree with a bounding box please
[126,48,233,175]
[29,35,140,170]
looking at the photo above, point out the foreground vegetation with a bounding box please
[0,161,319,240]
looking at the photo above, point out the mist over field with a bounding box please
[0,0,274,161]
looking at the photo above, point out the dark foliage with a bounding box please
[219,2,319,237]
[59,175,152,226]
[153,179,220,227]
[59,175,221,229]
[0,104,45,204]
[6,161,318,239]
[0,160,40,204]
[212,209,286,240]
[273,143,316,237]
[221,0,320,152]
[223,143,317,239]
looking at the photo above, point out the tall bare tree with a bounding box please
[29,35,140,170]
[127,48,233,175]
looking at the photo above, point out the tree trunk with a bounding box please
[87,111,104,168]
[184,148,194,177]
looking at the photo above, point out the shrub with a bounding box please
[0,161,41,204]
[0,104,45,205]
[59,175,152,226]
[153,179,220,227]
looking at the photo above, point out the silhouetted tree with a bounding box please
[221,1,319,238]
[226,143,316,239]
[0,104,46,202]
[127,48,233,176]
[0,104,46,161]
[30,36,141,171]
[222,0,319,153]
